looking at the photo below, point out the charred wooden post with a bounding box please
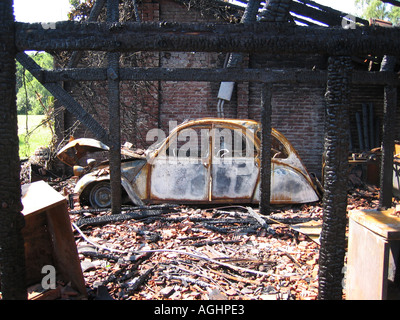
[380,85,398,208]
[0,0,27,300]
[318,56,352,300]
[259,0,292,22]
[107,0,122,215]
[259,84,272,215]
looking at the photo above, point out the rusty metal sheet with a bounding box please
[57,138,109,167]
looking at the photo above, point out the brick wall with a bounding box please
[246,82,326,176]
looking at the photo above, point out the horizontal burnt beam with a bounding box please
[42,67,326,83]
[15,21,400,56]
[40,67,400,85]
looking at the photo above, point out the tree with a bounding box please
[16,52,54,115]
[356,0,400,24]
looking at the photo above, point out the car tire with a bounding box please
[89,181,112,209]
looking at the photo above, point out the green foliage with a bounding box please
[16,52,54,115]
[356,0,400,24]
[69,0,81,7]
[18,115,53,159]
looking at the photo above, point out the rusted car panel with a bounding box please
[58,119,320,208]
[255,163,320,205]
[57,138,109,167]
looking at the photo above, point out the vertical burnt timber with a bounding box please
[318,56,352,300]
[259,84,272,216]
[380,85,397,208]
[107,0,122,215]
[0,0,27,299]
[258,0,292,217]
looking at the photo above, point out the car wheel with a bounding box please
[89,181,112,208]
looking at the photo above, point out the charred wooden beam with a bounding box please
[260,0,292,22]
[107,0,122,215]
[319,56,352,300]
[16,52,111,146]
[259,84,272,216]
[291,15,320,26]
[0,0,27,300]
[41,67,400,86]
[42,67,327,83]
[43,68,108,82]
[380,85,398,208]
[15,21,400,56]
[379,0,400,7]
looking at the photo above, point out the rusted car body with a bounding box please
[57,118,320,208]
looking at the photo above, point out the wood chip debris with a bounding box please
[69,204,323,301]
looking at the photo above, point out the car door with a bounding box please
[149,125,211,202]
[254,129,320,204]
[210,124,259,201]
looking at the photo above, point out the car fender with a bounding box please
[75,172,144,206]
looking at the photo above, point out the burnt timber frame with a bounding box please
[1,0,399,300]
[14,21,400,56]
[107,0,122,215]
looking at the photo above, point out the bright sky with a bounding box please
[313,0,360,15]
[13,0,360,23]
[13,0,71,22]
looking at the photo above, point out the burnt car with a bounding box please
[57,118,320,208]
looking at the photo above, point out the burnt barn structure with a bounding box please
[1,0,400,300]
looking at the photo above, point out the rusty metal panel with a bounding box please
[150,158,209,201]
[57,138,109,167]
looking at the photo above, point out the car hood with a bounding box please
[57,138,147,167]
[56,138,110,167]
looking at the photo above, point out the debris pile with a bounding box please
[17,154,398,301]
[69,204,323,300]
[67,184,395,300]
